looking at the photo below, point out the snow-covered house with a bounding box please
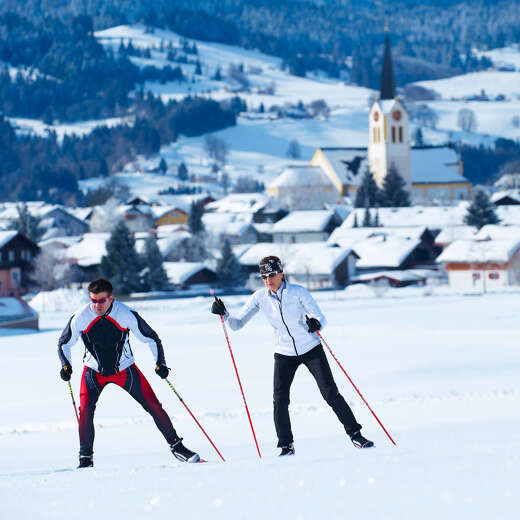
[204,193,288,223]
[151,206,188,227]
[267,166,339,210]
[491,190,520,206]
[272,210,341,243]
[163,262,216,289]
[202,213,258,244]
[0,231,39,296]
[434,225,477,248]
[238,242,358,288]
[0,297,39,329]
[437,238,520,290]
[64,233,109,279]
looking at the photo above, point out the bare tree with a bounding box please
[204,135,229,170]
[33,249,72,291]
[457,108,478,132]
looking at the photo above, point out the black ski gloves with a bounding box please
[306,316,321,333]
[211,298,226,315]
[155,364,170,379]
[60,364,72,381]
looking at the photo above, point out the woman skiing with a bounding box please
[211,256,374,456]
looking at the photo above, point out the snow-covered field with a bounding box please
[1,289,519,519]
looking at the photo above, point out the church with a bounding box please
[268,33,472,207]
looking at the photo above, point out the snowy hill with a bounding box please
[1,289,519,519]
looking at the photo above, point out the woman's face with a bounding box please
[262,271,284,293]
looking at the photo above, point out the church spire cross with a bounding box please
[380,33,395,100]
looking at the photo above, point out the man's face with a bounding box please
[261,271,284,292]
[89,291,114,316]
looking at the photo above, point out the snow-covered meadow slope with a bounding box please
[1,290,518,519]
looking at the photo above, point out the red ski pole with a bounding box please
[216,308,262,458]
[317,331,396,446]
[67,381,80,424]
[166,378,226,462]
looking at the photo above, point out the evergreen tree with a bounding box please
[464,188,500,229]
[187,201,205,235]
[10,203,43,241]
[159,157,167,174]
[216,239,244,287]
[141,236,170,291]
[362,204,372,227]
[355,169,381,208]
[380,165,411,207]
[178,162,188,181]
[353,212,359,228]
[374,206,380,227]
[99,221,143,294]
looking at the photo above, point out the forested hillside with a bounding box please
[1,0,518,86]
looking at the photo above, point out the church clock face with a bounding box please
[373,111,379,121]
[393,110,402,121]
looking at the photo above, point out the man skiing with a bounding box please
[211,256,374,456]
[58,278,200,468]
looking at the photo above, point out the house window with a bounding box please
[391,126,396,143]
[12,270,19,283]
[8,250,15,262]
[489,272,499,280]
[472,272,480,280]
[399,126,403,143]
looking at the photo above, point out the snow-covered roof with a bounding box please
[353,235,421,268]
[150,205,186,219]
[202,212,255,236]
[434,225,477,245]
[475,224,520,240]
[65,233,110,266]
[157,232,192,257]
[273,210,334,233]
[0,230,18,249]
[0,297,37,320]
[491,189,520,204]
[318,146,467,186]
[38,236,82,248]
[68,207,93,222]
[205,193,276,214]
[353,270,427,283]
[269,166,335,189]
[410,146,467,184]
[238,242,356,275]
[328,225,428,245]
[163,262,213,285]
[319,148,368,186]
[437,238,520,263]
[342,205,470,230]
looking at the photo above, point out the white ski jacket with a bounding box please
[225,281,326,356]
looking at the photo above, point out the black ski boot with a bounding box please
[78,455,93,468]
[350,431,374,449]
[279,443,295,457]
[170,438,200,463]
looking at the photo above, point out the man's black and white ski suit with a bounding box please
[58,301,166,375]
[224,282,326,356]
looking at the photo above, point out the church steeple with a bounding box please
[380,31,395,100]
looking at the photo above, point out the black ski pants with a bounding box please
[273,344,361,447]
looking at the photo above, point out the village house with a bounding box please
[162,262,217,290]
[272,210,342,243]
[0,231,40,297]
[437,237,520,290]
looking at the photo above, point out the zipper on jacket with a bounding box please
[277,290,298,356]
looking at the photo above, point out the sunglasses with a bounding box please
[260,272,280,280]
[90,297,109,304]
